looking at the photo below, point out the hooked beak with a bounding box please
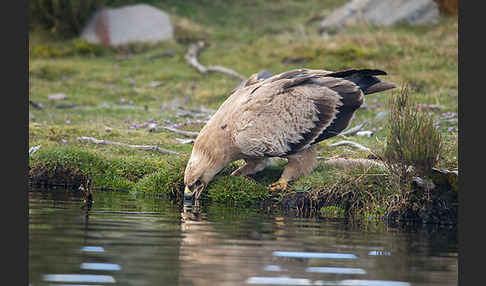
[184,184,205,201]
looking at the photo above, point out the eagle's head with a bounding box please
[184,146,225,200]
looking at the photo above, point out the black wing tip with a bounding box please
[360,69,387,76]
[326,68,388,78]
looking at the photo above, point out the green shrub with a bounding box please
[172,15,210,44]
[29,0,111,38]
[382,86,442,180]
[30,39,106,58]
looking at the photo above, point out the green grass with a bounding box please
[29,1,458,221]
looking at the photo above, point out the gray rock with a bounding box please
[81,4,173,46]
[320,0,440,34]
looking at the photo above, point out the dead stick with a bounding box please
[77,137,180,155]
[329,140,371,151]
[185,42,246,81]
[161,126,199,138]
[340,121,368,137]
[322,158,386,169]
[207,66,246,80]
[29,145,41,156]
[185,43,208,73]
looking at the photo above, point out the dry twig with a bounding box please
[161,126,199,138]
[185,42,246,81]
[340,121,368,137]
[323,158,386,169]
[77,137,180,155]
[329,140,371,151]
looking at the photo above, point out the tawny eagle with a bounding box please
[184,68,396,200]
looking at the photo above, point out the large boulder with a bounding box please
[320,0,440,34]
[81,4,173,47]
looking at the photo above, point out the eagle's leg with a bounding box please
[268,146,317,191]
[231,158,269,177]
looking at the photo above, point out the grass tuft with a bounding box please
[382,86,442,181]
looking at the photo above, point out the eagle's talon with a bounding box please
[268,179,288,191]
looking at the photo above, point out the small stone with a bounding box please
[150,81,164,88]
[48,93,68,101]
[356,130,374,137]
[148,123,158,132]
[105,127,113,132]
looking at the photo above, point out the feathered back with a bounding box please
[193,68,395,160]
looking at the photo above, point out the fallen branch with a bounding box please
[340,121,368,136]
[29,145,41,156]
[161,126,199,138]
[329,140,371,151]
[77,137,180,155]
[185,42,246,81]
[318,157,386,169]
[175,138,195,144]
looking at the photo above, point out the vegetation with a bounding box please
[383,86,443,182]
[29,0,458,223]
[29,0,107,38]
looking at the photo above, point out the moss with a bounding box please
[29,146,186,195]
[291,163,396,219]
[205,175,270,206]
[136,156,187,200]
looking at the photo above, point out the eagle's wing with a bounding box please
[232,69,363,157]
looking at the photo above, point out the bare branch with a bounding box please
[340,121,368,137]
[29,145,41,156]
[329,140,371,151]
[323,157,386,169]
[175,138,195,144]
[77,137,180,155]
[161,126,199,138]
[185,42,246,81]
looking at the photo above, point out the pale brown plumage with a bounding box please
[184,68,396,199]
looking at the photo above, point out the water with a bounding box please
[29,188,458,286]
